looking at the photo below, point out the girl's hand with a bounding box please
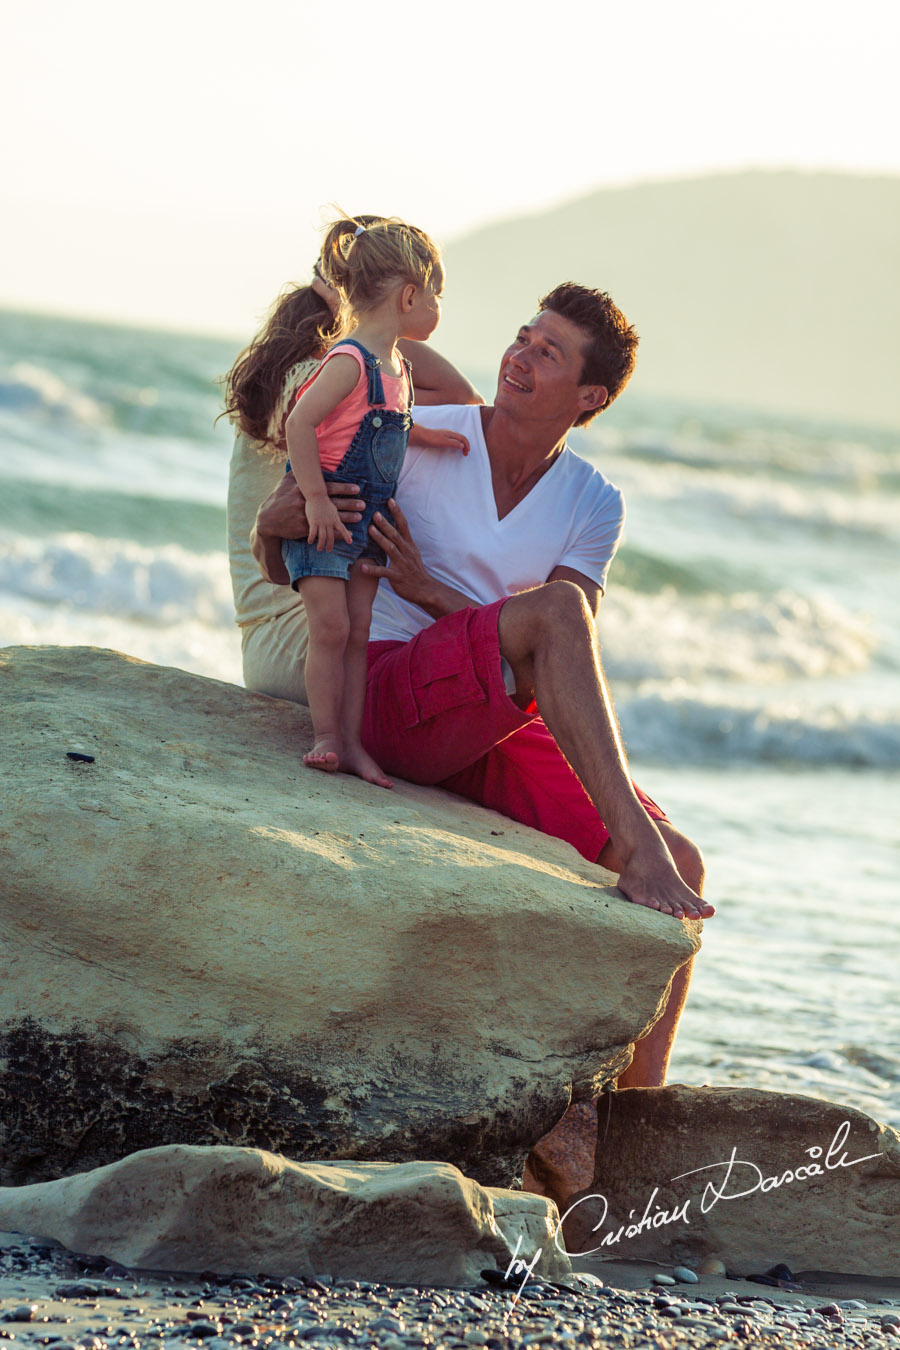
[408,424,470,455]
[305,494,354,552]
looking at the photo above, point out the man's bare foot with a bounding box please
[617,849,715,921]
[340,743,393,789]
[303,735,341,773]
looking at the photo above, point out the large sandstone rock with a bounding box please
[561,1086,900,1278]
[0,1146,571,1286]
[0,646,699,1187]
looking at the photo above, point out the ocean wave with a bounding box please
[0,532,233,627]
[618,689,900,766]
[0,611,243,687]
[585,404,900,484]
[0,360,223,443]
[602,587,878,684]
[0,362,109,427]
[602,454,900,541]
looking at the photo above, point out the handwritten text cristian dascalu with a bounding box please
[501,1120,882,1309]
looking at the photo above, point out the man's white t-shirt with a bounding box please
[370,403,625,644]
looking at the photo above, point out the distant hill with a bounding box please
[440,171,900,429]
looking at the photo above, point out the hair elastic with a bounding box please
[354,225,365,237]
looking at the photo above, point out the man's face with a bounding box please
[495,309,605,427]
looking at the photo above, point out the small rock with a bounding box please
[1,1309,36,1325]
[652,1274,676,1285]
[881,1313,900,1328]
[465,1295,491,1312]
[815,1303,843,1317]
[698,1256,727,1275]
[673,1266,699,1284]
[369,1316,406,1333]
[54,1282,102,1298]
[180,1321,221,1338]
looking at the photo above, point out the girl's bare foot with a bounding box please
[340,743,393,789]
[303,735,341,772]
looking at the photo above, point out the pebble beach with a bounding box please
[3,1234,900,1350]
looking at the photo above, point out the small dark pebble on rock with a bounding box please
[2,1308,36,1324]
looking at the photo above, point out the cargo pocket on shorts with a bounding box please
[403,634,487,728]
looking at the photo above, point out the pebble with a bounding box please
[1,1308,36,1324]
[1,1236,898,1350]
[672,1266,699,1284]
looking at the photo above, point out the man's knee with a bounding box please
[537,579,594,628]
[502,580,593,653]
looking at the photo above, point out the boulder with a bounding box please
[561,1086,900,1278]
[0,646,699,1186]
[0,1145,571,1286]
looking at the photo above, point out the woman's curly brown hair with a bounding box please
[220,283,338,445]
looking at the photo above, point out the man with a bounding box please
[253,282,713,1093]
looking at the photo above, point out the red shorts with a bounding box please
[363,599,668,862]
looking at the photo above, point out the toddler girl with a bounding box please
[283,216,467,787]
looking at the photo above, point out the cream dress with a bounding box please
[225,360,317,703]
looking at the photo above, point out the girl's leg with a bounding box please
[340,563,392,788]
[296,576,350,772]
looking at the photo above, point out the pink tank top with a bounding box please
[296,342,411,472]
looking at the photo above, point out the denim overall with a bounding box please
[281,339,413,584]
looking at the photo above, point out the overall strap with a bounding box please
[402,356,414,410]
[331,338,385,407]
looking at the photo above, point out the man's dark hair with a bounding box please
[539,282,639,425]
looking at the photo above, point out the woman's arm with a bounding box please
[397,341,484,407]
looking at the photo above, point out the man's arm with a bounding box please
[364,516,606,620]
[251,473,366,586]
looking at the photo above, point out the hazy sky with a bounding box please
[5,0,899,336]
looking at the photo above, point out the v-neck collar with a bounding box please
[477,406,567,524]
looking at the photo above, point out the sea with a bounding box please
[2,306,898,1135]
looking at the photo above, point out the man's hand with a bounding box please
[359,499,437,609]
[251,472,364,584]
[408,423,470,455]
